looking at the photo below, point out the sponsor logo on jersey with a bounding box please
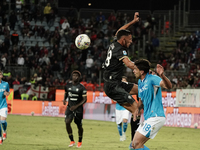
[139,84,148,93]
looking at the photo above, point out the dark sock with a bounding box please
[69,134,74,141]
[78,136,82,142]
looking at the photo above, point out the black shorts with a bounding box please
[104,81,135,105]
[65,106,83,125]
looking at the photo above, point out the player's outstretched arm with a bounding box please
[156,64,172,89]
[123,57,135,70]
[115,12,139,36]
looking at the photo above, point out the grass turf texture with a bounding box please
[1,114,200,150]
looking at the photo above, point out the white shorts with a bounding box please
[137,117,165,139]
[115,109,130,124]
[0,107,8,118]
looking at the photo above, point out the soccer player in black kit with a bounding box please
[63,70,87,148]
[103,12,140,121]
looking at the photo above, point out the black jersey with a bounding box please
[103,42,129,81]
[65,81,87,108]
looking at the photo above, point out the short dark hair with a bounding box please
[71,70,81,77]
[134,59,151,73]
[122,76,127,80]
[117,29,131,40]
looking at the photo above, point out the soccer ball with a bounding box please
[75,34,91,50]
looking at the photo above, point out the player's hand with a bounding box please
[4,91,9,96]
[70,105,78,111]
[149,70,156,75]
[63,100,66,105]
[132,108,139,122]
[134,12,139,22]
[156,64,164,76]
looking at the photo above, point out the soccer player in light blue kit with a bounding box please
[0,70,10,145]
[131,59,172,150]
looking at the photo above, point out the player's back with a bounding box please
[103,42,128,81]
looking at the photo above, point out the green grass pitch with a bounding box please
[1,115,200,150]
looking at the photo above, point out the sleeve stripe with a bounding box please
[82,94,87,97]
[119,56,128,61]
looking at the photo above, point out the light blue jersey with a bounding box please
[138,73,165,120]
[116,103,126,110]
[0,80,10,109]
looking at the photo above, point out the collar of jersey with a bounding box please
[141,73,149,82]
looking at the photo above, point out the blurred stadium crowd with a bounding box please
[0,0,200,99]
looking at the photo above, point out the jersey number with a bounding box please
[143,123,151,132]
[105,44,114,67]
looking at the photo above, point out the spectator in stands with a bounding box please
[71,62,79,72]
[43,3,51,23]
[21,92,29,100]
[52,60,60,72]
[189,33,198,50]
[85,54,93,78]
[1,54,6,70]
[60,16,66,25]
[60,79,66,86]
[188,73,194,87]
[19,48,26,57]
[3,23,10,36]
[178,59,185,70]
[32,25,39,36]
[53,78,60,87]
[177,32,187,47]
[108,12,116,28]
[80,76,87,87]
[48,9,55,27]
[38,26,45,37]
[151,34,159,57]
[61,19,70,36]
[2,1,9,14]
[85,80,94,91]
[9,54,17,65]
[19,42,26,52]
[17,54,25,66]
[9,11,18,30]
[11,30,19,46]
[145,41,153,61]
[32,93,37,101]
[16,0,22,13]
[39,54,50,66]
[0,42,8,54]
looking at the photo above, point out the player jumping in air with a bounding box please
[63,70,87,148]
[103,12,140,121]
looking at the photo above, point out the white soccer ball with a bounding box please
[75,34,91,50]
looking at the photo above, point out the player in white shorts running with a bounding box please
[131,59,172,150]
[0,70,10,145]
[115,76,130,141]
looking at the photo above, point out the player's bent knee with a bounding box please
[132,139,141,149]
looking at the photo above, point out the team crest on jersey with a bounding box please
[76,88,79,91]
[123,50,127,55]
